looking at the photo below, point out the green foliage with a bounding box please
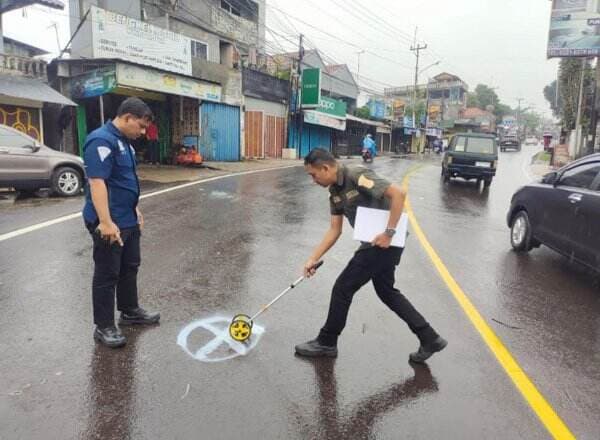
[355,106,371,119]
[469,83,512,122]
[543,80,561,119]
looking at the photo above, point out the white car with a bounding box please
[525,137,538,146]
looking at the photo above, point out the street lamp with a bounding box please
[419,60,440,76]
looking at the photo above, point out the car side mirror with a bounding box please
[542,172,558,185]
[29,144,41,153]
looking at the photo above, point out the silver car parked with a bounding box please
[0,124,85,197]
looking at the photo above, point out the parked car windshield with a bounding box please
[454,137,494,154]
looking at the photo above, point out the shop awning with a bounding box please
[0,74,76,106]
[345,113,390,129]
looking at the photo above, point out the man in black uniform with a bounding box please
[295,148,447,363]
[83,98,160,348]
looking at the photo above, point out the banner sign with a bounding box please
[71,67,116,98]
[91,5,192,75]
[116,63,221,102]
[547,0,600,57]
[301,68,321,107]
[304,110,346,130]
[317,96,346,119]
[368,100,386,119]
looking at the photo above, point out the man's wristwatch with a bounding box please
[384,228,396,238]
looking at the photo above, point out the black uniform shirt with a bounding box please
[329,164,394,250]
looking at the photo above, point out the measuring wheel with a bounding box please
[229,314,253,342]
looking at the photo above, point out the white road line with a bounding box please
[0,165,300,243]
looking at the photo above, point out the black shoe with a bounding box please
[409,337,448,363]
[119,307,160,325]
[94,326,126,348]
[295,339,338,358]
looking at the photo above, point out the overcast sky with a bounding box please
[2,0,559,118]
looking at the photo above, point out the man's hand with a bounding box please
[136,207,144,231]
[303,259,320,278]
[372,233,392,249]
[97,221,123,246]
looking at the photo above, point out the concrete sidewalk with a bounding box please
[528,151,553,178]
[137,158,301,184]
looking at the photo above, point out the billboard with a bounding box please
[301,68,321,107]
[547,0,600,57]
[368,99,386,119]
[91,6,192,75]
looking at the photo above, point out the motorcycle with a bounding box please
[361,148,373,163]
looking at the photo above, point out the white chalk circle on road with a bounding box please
[177,316,265,363]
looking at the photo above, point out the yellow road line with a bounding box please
[402,170,575,440]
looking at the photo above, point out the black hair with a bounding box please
[116,97,154,120]
[304,148,336,167]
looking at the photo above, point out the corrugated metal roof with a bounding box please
[0,0,64,14]
[0,74,75,106]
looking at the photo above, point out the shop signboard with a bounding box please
[368,99,386,119]
[116,63,221,102]
[547,0,600,57]
[301,68,321,107]
[317,96,346,119]
[91,5,192,75]
[304,110,346,131]
[71,67,116,98]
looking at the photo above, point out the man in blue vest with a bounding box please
[83,97,160,348]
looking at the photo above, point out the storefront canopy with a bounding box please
[0,74,76,106]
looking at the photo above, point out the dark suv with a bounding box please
[500,135,520,152]
[507,153,600,273]
[441,133,498,187]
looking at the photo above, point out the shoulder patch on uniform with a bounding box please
[97,146,112,162]
[358,174,375,189]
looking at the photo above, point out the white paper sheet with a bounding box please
[353,207,408,248]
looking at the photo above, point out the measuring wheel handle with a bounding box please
[310,261,324,271]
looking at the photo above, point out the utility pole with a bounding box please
[410,28,427,153]
[516,97,524,138]
[296,34,304,158]
[356,49,365,77]
[574,59,586,158]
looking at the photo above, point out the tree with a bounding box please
[355,106,371,119]
[473,84,500,109]
[558,58,586,131]
[543,80,561,118]
[467,92,479,108]
[495,103,513,124]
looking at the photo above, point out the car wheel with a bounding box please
[483,178,492,188]
[442,169,450,182]
[51,167,82,197]
[510,211,533,252]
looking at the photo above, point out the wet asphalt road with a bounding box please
[1,148,598,439]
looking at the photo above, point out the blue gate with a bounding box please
[200,102,241,161]
[288,122,332,158]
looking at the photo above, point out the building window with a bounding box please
[220,0,241,16]
[191,40,208,60]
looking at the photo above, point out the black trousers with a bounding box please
[318,246,438,347]
[86,222,141,328]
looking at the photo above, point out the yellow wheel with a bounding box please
[229,314,252,342]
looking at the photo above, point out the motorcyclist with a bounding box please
[362,133,377,158]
